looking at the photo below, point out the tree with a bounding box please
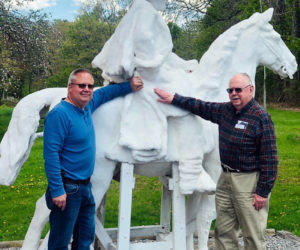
[255,0,300,105]
[46,1,126,87]
[0,0,59,101]
[166,0,212,22]
[168,21,199,60]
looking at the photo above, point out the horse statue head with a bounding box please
[193,8,297,102]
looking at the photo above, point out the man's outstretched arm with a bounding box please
[154,88,174,104]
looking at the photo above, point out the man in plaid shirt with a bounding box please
[154,73,278,250]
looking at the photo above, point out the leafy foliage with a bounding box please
[0,0,299,105]
[46,1,125,87]
[0,0,60,100]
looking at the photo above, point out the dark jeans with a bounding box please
[45,182,95,250]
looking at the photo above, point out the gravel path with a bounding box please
[1,230,300,249]
[206,230,300,250]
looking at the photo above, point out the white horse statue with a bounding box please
[0,0,297,249]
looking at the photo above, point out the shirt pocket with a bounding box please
[233,126,257,153]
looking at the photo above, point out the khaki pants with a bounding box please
[214,171,269,250]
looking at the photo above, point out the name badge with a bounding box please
[235,120,248,129]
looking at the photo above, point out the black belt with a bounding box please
[221,163,240,173]
[63,177,90,185]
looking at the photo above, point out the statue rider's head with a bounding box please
[146,0,166,11]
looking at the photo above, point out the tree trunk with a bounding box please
[291,0,300,82]
[0,89,3,104]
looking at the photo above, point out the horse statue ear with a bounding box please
[262,8,274,22]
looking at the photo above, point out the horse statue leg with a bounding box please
[196,129,221,250]
[186,192,215,250]
[21,195,50,250]
[92,157,117,249]
[183,121,221,250]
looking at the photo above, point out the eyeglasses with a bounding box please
[71,83,95,89]
[226,85,251,94]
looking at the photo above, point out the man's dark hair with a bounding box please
[67,68,93,87]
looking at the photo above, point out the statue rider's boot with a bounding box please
[178,160,216,195]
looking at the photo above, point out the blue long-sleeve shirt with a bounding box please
[172,94,278,197]
[44,82,132,198]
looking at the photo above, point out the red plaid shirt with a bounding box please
[172,94,278,197]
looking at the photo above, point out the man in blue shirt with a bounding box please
[154,73,278,250]
[44,68,143,250]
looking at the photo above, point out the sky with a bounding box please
[13,0,88,21]
[12,0,184,23]
[40,0,81,21]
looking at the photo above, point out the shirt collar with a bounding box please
[62,98,87,114]
[230,98,255,115]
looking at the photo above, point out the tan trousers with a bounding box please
[214,171,269,250]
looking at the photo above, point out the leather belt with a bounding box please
[221,163,240,173]
[63,177,90,185]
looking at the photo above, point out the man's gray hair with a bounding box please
[67,68,93,87]
[239,73,253,86]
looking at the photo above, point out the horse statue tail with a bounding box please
[0,88,67,186]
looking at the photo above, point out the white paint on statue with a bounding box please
[0,0,297,249]
[92,0,217,196]
[0,88,67,186]
[92,0,199,164]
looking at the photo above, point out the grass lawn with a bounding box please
[267,109,300,236]
[0,105,299,241]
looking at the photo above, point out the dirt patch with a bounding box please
[267,103,300,112]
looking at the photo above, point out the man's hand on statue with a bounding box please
[53,194,67,211]
[253,193,267,211]
[154,88,174,104]
[130,76,144,92]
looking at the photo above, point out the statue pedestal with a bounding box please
[96,162,187,250]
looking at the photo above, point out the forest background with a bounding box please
[0,0,299,106]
